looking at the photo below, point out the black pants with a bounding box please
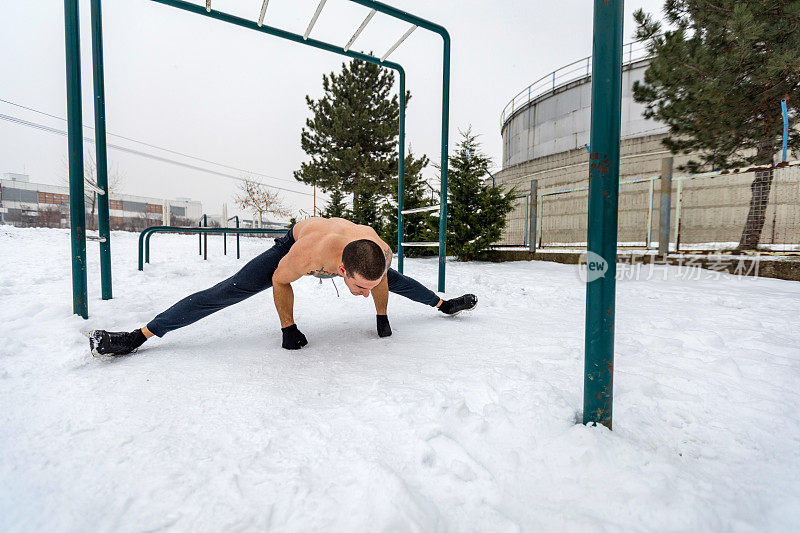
[146,229,441,337]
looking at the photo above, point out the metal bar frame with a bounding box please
[153,0,450,290]
[140,226,286,271]
[73,0,451,315]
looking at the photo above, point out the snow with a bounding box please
[1,225,800,531]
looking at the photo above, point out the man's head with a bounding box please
[338,239,386,297]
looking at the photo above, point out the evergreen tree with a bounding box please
[380,150,436,255]
[294,57,409,226]
[446,129,515,261]
[633,1,800,248]
[323,185,348,219]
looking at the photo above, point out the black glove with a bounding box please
[376,314,392,338]
[281,324,308,350]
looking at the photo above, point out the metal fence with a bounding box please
[499,161,800,253]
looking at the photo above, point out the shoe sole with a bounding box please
[447,300,478,316]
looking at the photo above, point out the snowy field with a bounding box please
[1,226,800,532]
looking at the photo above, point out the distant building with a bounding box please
[3,172,30,183]
[0,178,203,231]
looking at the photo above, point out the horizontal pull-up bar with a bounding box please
[401,205,439,215]
[382,25,416,62]
[304,0,327,40]
[401,242,440,247]
[344,9,376,52]
[257,0,270,27]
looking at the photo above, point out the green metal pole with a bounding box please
[64,0,88,318]
[235,216,240,259]
[203,214,207,260]
[437,30,450,293]
[397,70,406,274]
[90,0,112,300]
[583,0,624,429]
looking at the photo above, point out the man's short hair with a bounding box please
[342,239,386,281]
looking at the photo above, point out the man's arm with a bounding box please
[381,245,392,280]
[272,252,307,328]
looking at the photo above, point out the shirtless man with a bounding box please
[90,217,477,356]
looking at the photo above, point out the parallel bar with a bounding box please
[304,0,327,40]
[64,0,88,318]
[140,226,286,271]
[90,0,112,300]
[401,242,439,247]
[397,70,406,273]
[344,9,376,52]
[401,205,439,214]
[583,0,623,430]
[381,25,416,62]
[257,0,270,27]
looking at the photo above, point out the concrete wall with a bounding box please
[495,155,800,250]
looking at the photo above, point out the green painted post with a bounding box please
[437,32,450,292]
[90,0,112,300]
[203,214,208,260]
[235,216,240,259]
[64,0,88,318]
[397,70,406,274]
[583,0,624,429]
[198,219,202,255]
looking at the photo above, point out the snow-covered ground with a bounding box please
[1,226,799,531]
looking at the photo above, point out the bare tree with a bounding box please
[62,152,124,231]
[36,206,63,228]
[234,178,292,227]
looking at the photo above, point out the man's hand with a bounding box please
[281,324,308,350]
[376,314,392,338]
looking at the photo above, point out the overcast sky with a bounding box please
[0,0,663,220]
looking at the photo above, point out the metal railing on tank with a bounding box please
[500,39,652,130]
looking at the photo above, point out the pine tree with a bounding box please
[294,57,409,226]
[446,129,515,261]
[323,185,348,219]
[633,1,800,248]
[380,150,436,256]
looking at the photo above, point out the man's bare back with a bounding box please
[289,217,391,280]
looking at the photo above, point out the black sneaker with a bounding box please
[89,329,147,357]
[438,294,478,316]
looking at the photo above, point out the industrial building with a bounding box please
[495,43,799,250]
[0,173,203,231]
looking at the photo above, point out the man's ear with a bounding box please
[338,264,346,276]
